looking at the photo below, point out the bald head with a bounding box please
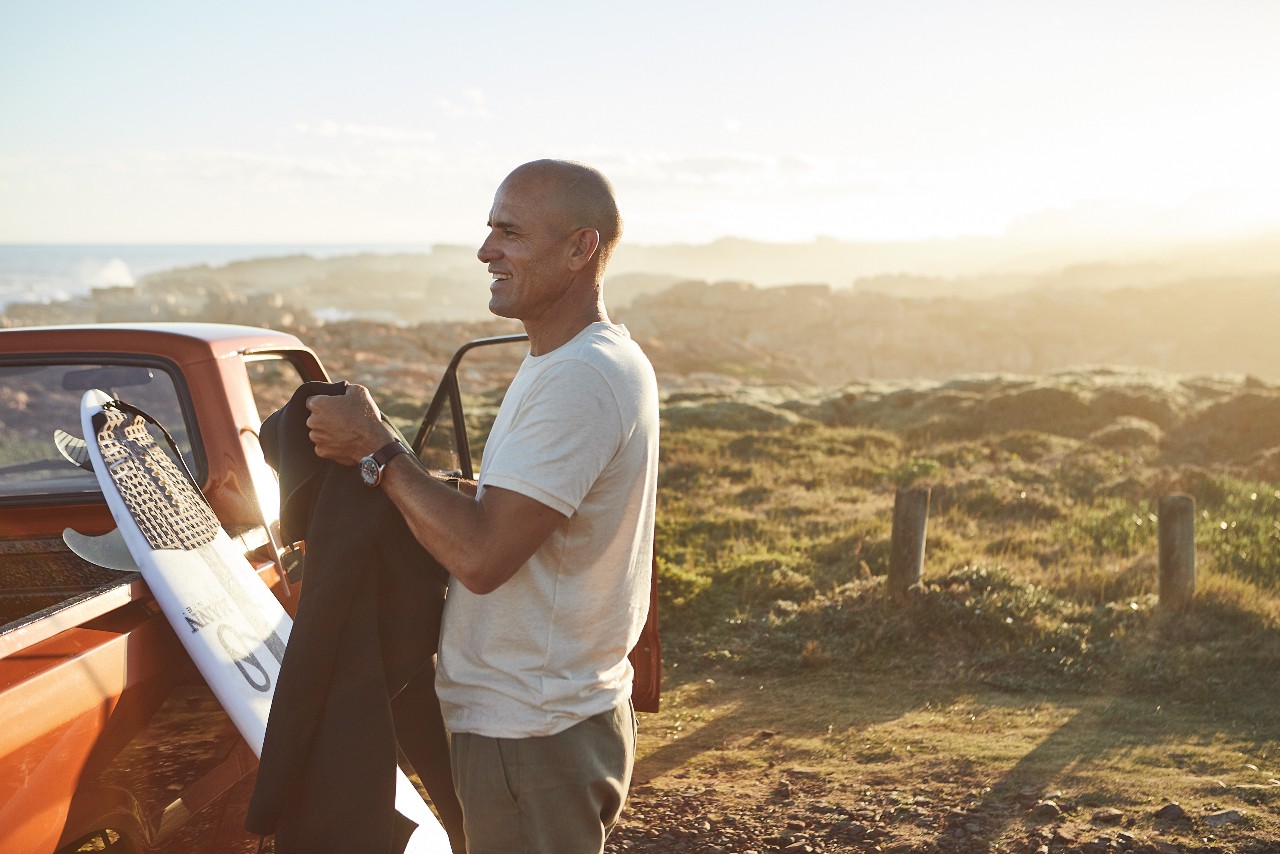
[502,160,623,270]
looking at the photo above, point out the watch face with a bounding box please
[359,456,380,486]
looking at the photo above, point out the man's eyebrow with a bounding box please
[489,218,517,230]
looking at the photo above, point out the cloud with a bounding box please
[434,88,490,119]
[293,121,437,143]
[131,138,460,191]
[142,148,370,185]
[594,150,895,198]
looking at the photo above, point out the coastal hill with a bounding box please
[8,229,1280,329]
[618,276,1280,387]
[3,235,1280,390]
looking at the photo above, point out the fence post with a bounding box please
[1158,493,1196,611]
[888,486,930,602]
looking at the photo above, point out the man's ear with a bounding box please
[565,227,600,272]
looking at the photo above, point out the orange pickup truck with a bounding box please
[0,323,660,854]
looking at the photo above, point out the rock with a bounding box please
[1030,800,1063,821]
[1092,807,1125,824]
[1054,827,1078,844]
[1204,808,1244,827]
[1016,788,1041,806]
[1154,802,1189,821]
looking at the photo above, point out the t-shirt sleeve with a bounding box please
[479,359,623,517]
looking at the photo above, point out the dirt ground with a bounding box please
[605,668,1280,853]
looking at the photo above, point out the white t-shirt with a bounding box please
[435,322,659,738]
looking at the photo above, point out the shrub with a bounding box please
[657,556,713,609]
[1063,498,1156,559]
[890,456,942,487]
[1088,416,1164,452]
[995,430,1077,461]
[1201,479,1280,590]
[1169,391,1280,464]
[932,475,1062,522]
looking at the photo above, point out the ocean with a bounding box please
[0,244,431,311]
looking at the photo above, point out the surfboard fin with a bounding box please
[63,527,139,572]
[54,428,94,472]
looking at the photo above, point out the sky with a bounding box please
[2,0,1279,246]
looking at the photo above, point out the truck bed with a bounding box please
[0,537,131,634]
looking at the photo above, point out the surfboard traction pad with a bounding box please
[93,406,219,552]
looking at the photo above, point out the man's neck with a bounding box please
[525,299,610,356]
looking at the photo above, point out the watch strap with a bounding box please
[371,440,410,468]
[363,440,410,487]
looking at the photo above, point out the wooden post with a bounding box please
[1158,493,1196,611]
[888,487,930,601]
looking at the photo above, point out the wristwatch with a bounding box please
[359,440,410,487]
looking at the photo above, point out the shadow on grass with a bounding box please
[939,598,1280,848]
[633,664,967,786]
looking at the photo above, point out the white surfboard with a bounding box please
[65,389,451,851]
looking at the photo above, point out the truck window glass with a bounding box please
[417,386,512,474]
[414,338,523,478]
[244,355,308,422]
[464,385,513,469]
[418,401,463,474]
[0,361,190,500]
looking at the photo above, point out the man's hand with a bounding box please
[305,384,396,465]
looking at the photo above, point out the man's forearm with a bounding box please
[378,454,563,595]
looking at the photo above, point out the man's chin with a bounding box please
[488,298,517,319]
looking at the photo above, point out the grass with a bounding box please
[655,419,1280,632]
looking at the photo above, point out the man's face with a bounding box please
[477,173,572,321]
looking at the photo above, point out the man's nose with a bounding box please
[477,235,500,263]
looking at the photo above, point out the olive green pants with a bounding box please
[449,702,636,854]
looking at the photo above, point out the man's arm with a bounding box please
[306,385,564,594]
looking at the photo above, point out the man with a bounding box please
[305,159,659,853]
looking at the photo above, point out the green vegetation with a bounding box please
[653,372,1280,705]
